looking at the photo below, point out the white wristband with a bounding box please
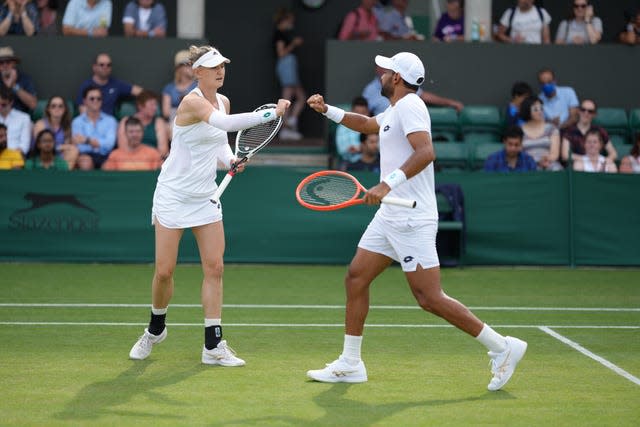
[323,105,345,123]
[383,169,407,190]
[259,108,277,124]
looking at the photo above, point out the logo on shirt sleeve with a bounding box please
[383,125,390,132]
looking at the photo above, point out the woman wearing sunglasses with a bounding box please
[555,0,602,44]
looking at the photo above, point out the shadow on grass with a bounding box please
[55,360,202,421]
[214,383,515,426]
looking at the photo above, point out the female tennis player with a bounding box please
[305,52,527,390]
[129,45,290,365]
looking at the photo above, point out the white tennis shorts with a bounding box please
[151,185,222,229]
[358,214,440,271]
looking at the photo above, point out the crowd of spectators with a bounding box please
[0,1,639,175]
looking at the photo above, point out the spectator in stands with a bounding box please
[0,0,39,36]
[519,95,562,171]
[555,0,602,45]
[36,0,62,36]
[36,0,60,35]
[0,85,31,156]
[273,7,306,140]
[572,129,617,173]
[619,133,640,174]
[32,95,78,166]
[432,0,464,42]
[123,0,166,38]
[71,85,117,169]
[162,49,196,125]
[505,81,532,126]
[484,125,537,172]
[62,0,112,37]
[338,0,380,41]
[25,129,72,170]
[116,90,169,159]
[537,67,579,129]
[0,46,37,113]
[619,8,640,45]
[0,123,24,168]
[335,96,369,170]
[560,99,617,165]
[362,66,463,115]
[347,133,380,173]
[76,52,143,116]
[103,116,162,171]
[495,0,551,44]
[376,0,424,41]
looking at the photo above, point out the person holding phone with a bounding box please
[555,0,602,45]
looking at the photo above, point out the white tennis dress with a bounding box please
[358,93,440,271]
[152,88,233,228]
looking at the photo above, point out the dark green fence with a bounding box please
[1,169,639,265]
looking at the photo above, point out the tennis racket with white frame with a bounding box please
[210,104,283,204]
[296,170,416,211]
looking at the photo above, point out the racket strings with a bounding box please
[236,105,282,158]
[299,175,359,206]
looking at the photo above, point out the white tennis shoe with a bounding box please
[487,336,527,391]
[129,328,167,360]
[201,340,246,367]
[307,356,368,383]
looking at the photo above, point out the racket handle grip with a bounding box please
[210,173,234,204]
[381,196,416,208]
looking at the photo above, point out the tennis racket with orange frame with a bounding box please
[295,170,416,211]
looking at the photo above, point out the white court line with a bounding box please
[539,326,640,387]
[0,321,638,329]
[0,303,638,312]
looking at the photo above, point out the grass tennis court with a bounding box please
[1,263,639,426]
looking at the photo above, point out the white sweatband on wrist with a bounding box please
[383,169,407,190]
[208,109,276,132]
[259,108,277,124]
[323,105,345,123]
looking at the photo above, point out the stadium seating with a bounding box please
[593,107,629,144]
[433,141,468,171]
[430,107,460,142]
[411,15,430,39]
[115,101,137,120]
[459,105,503,143]
[629,108,640,139]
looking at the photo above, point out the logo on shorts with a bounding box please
[403,256,414,263]
[383,125,390,132]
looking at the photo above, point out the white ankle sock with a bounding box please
[342,334,363,364]
[204,318,221,327]
[476,324,507,353]
[151,307,167,315]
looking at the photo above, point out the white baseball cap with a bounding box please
[192,48,230,69]
[375,52,425,86]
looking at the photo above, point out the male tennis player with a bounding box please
[306,52,527,391]
[129,45,289,365]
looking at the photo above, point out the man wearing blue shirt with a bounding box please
[72,85,117,169]
[62,0,112,37]
[484,125,537,172]
[76,53,143,116]
[537,67,579,129]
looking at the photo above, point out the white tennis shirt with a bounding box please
[375,92,438,222]
[157,88,231,198]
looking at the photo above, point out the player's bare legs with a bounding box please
[405,265,483,336]
[192,221,245,366]
[152,223,183,309]
[344,248,393,336]
[129,223,182,360]
[192,221,225,319]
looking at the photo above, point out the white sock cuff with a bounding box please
[476,324,507,353]
[151,307,167,315]
[204,318,221,327]
[342,334,363,362]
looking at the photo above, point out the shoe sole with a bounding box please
[488,338,527,391]
[201,358,246,367]
[306,371,368,383]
